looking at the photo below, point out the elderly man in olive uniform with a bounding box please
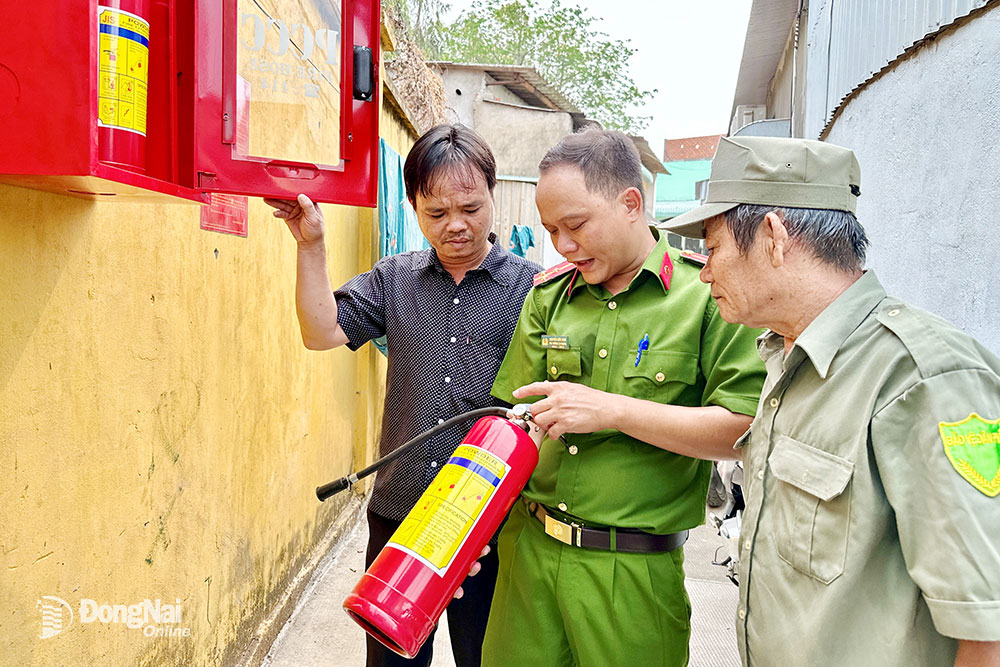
[480,129,766,667]
[662,136,1000,666]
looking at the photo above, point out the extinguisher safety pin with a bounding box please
[509,403,569,447]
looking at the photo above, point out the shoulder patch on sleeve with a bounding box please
[679,250,708,267]
[533,261,576,287]
[939,413,1000,496]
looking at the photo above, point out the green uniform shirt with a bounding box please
[737,271,1000,667]
[491,232,765,534]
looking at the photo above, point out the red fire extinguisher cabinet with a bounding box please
[0,0,380,206]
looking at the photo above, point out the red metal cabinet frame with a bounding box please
[0,0,380,206]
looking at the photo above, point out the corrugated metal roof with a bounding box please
[821,0,991,133]
[629,136,670,175]
[733,0,995,138]
[655,200,702,220]
[427,62,582,114]
[729,0,799,122]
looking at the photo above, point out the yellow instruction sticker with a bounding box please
[387,445,509,575]
[97,7,150,135]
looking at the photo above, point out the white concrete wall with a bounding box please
[474,102,573,178]
[439,69,485,127]
[824,3,1000,353]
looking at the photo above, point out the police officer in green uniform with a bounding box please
[481,130,766,667]
[662,136,1000,666]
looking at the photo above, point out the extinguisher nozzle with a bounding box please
[316,477,351,501]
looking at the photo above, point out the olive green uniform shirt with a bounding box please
[737,271,1000,666]
[491,233,765,534]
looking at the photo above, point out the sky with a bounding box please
[441,0,753,159]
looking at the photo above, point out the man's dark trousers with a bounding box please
[365,508,500,667]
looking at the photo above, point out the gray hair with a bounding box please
[538,129,643,203]
[724,204,869,272]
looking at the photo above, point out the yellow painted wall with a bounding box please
[0,98,413,665]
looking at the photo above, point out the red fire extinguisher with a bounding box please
[97,0,151,172]
[316,406,539,658]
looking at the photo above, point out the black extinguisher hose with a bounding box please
[316,406,512,502]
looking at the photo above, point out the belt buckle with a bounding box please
[543,514,573,545]
[544,514,581,546]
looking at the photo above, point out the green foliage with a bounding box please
[427,0,655,132]
[384,0,453,58]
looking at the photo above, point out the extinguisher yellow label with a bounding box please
[97,7,150,136]
[388,445,509,575]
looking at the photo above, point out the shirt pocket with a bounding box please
[460,339,508,404]
[622,350,698,400]
[767,435,854,584]
[546,347,582,380]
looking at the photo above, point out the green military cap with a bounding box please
[659,136,862,238]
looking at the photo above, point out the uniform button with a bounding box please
[598,348,608,358]
[430,461,438,468]
[608,301,617,310]
[558,502,568,512]
[450,336,457,343]
[568,445,579,455]
[744,538,751,550]
[453,298,460,304]
[655,372,665,382]
[757,469,764,480]
[444,377,451,383]
[550,365,558,375]
[769,397,779,408]
[888,308,900,317]
[738,608,746,620]
[437,418,444,424]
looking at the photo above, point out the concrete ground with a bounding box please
[261,507,740,667]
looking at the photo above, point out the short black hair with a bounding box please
[538,129,643,203]
[403,124,497,202]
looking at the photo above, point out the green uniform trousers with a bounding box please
[482,501,691,667]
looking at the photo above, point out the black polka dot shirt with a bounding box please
[335,234,540,521]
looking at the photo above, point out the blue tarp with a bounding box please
[379,138,428,257]
[509,224,535,257]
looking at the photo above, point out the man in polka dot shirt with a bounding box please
[266,125,540,667]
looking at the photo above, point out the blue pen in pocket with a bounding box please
[634,333,650,367]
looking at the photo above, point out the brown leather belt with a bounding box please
[526,501,688,554]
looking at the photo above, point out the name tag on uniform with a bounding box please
[541,335,569,350]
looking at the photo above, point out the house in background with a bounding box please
[729,0,1000,352]
[630,134,671,227]
[429,62,666,267]
[429,62,585,266]
[656,134,723,253]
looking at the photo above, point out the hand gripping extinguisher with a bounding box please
[315,405,540,658]
[97,0,151,172]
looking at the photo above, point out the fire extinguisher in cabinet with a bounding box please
[96,0,151,172]
[315,404,543,659]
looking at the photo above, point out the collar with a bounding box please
[566,228,674,299]
[414,233,516,286]
[758,271,887,379]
